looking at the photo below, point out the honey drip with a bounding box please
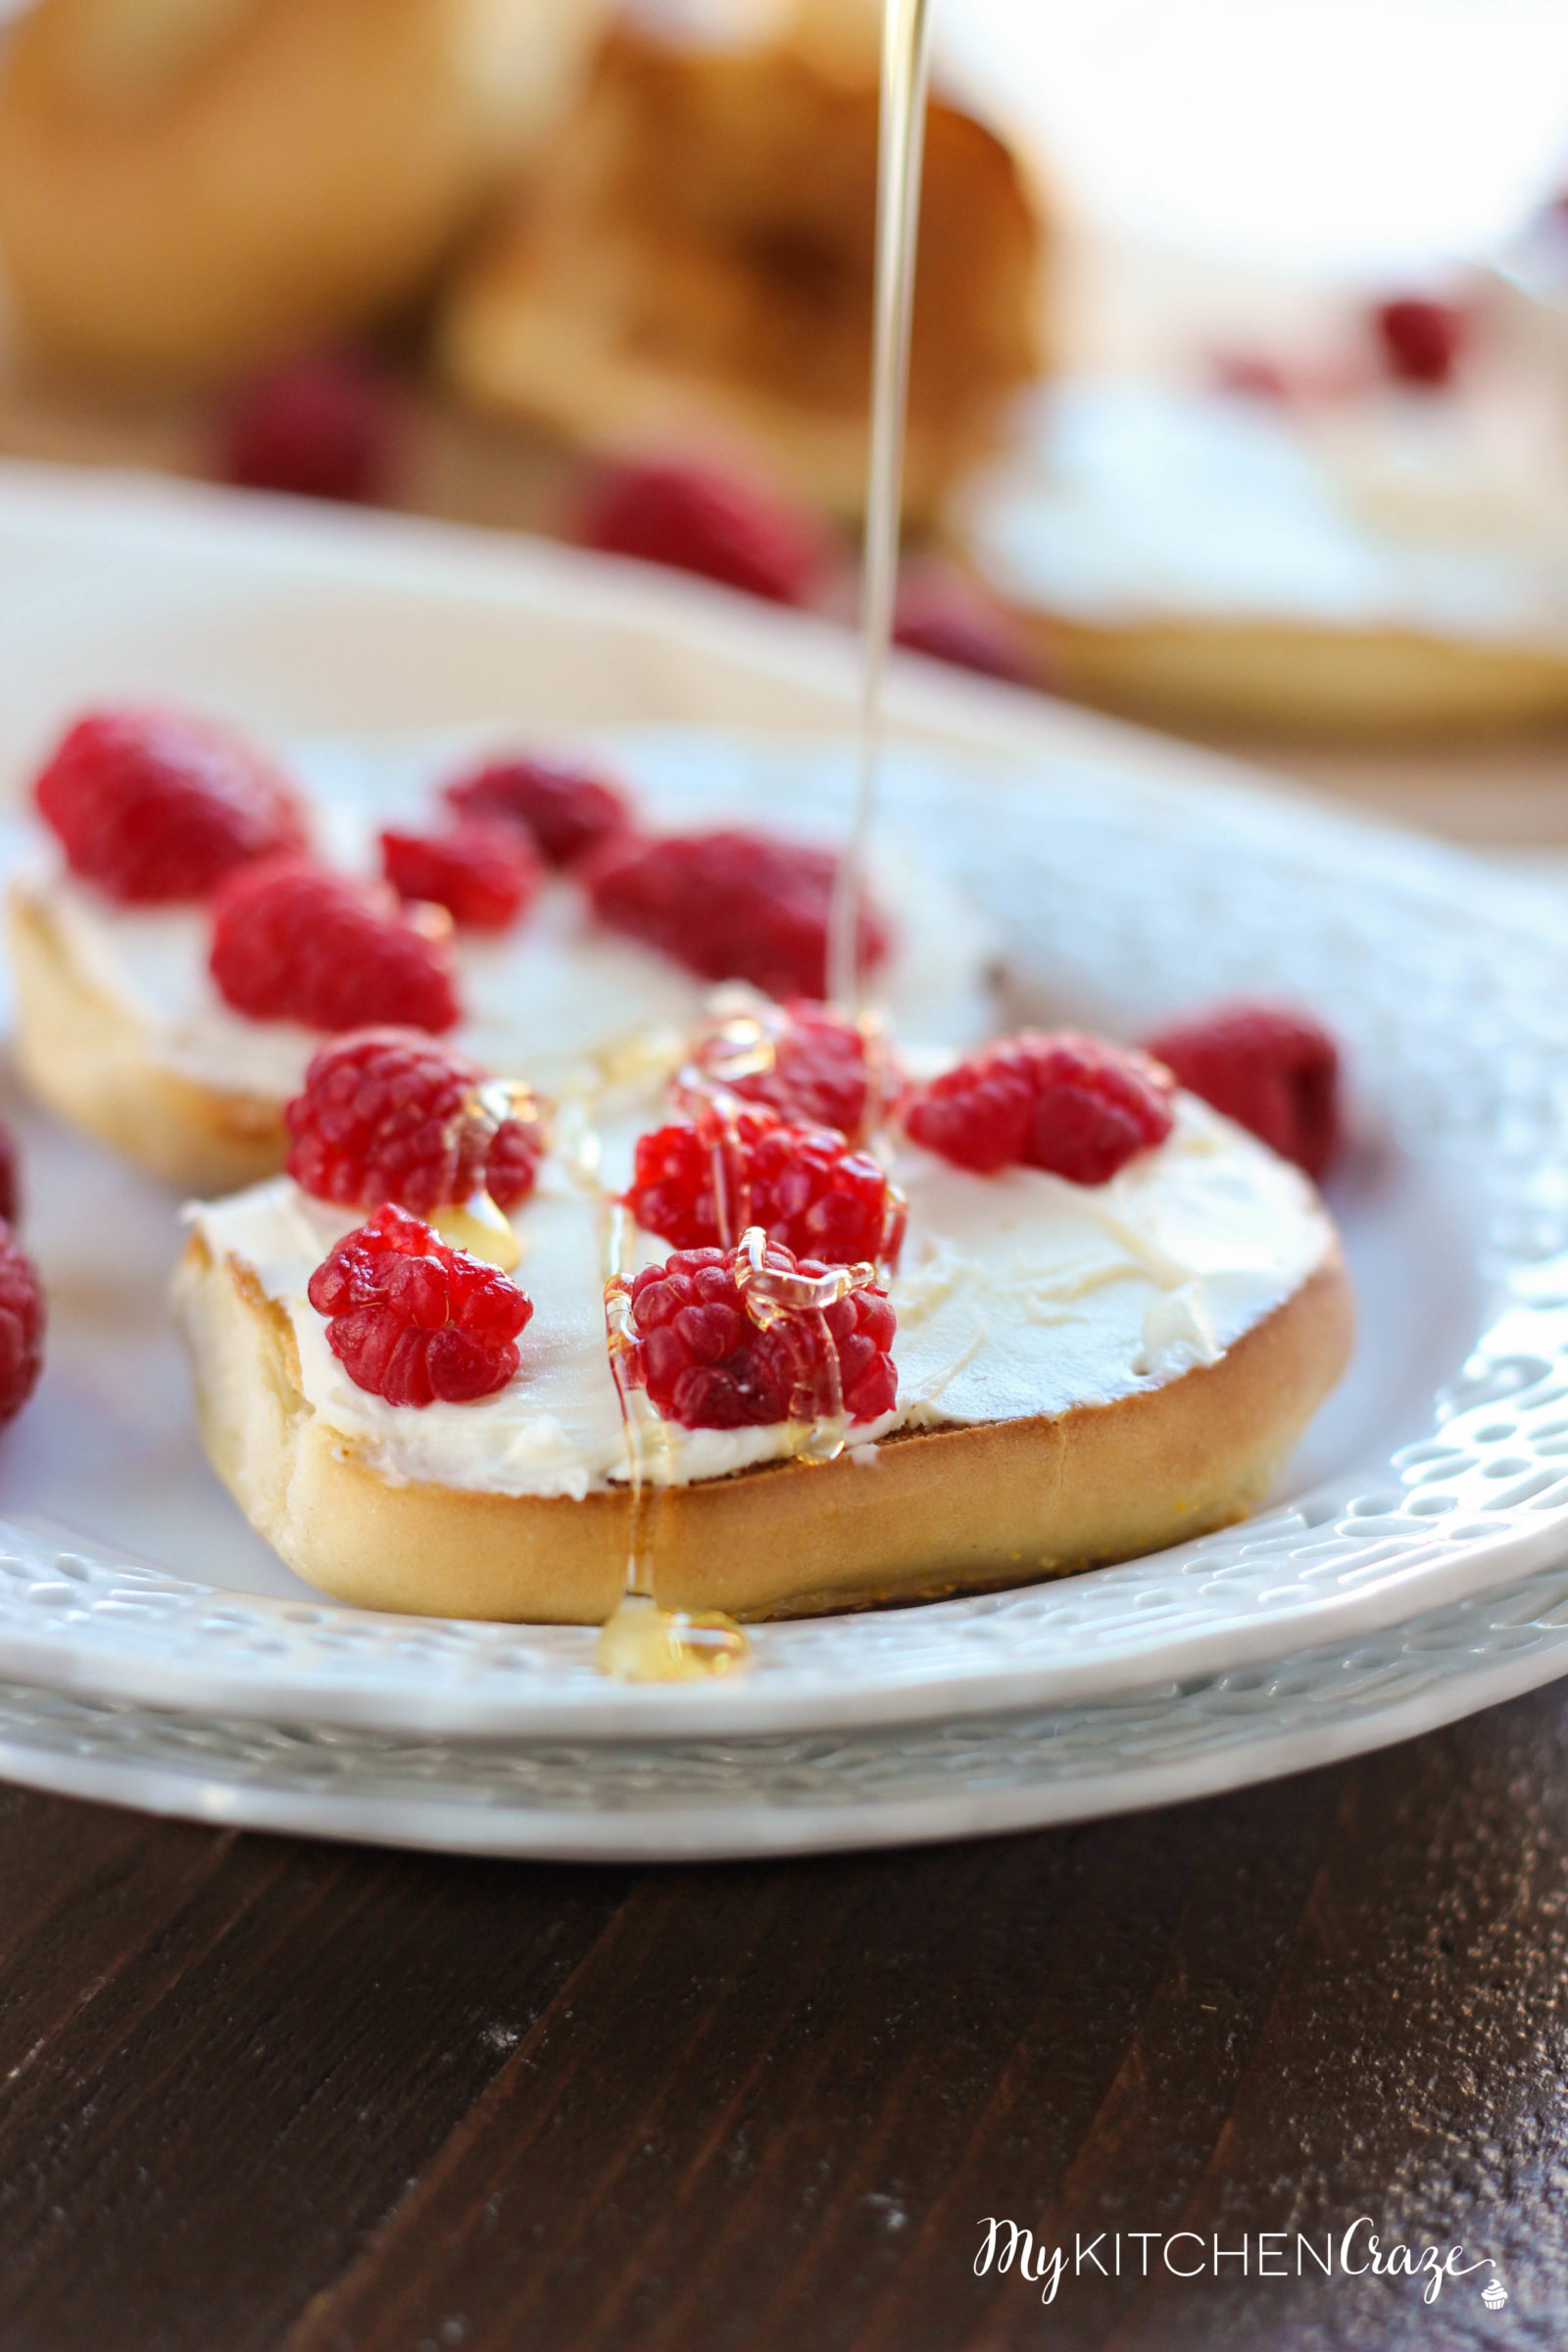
[599,0,929,1674]
[826,0,936,1014]
[597,1198,752,1682]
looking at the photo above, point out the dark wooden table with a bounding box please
[1,1682,1563,2352]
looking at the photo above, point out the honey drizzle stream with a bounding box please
[826,0,936,1015]
[599,0,930,1675]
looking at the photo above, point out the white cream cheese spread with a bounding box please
[33,727,996,1102]
[965,374,1568,644]
[187,1093,1333,1500]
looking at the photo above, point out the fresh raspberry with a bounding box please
[218,353,393,504]
[285,1031,546,1216]
[580,460,827,606]
[692,1000,895,1144]
[1145,1003,1341,1181]
[586,829,888,1000]
[210,859,461,1034]
[33,708,307,906]
[380,820,542,933]
[307,1202,531,1407]
[893,565,1032,684]
[0,1128,21,1228]
[620,1242,897,1430]
[1374,297,1464,388]
[0,1226,44,1426]
[442,754,631,868]
[627,1102,905,1267]
[906,1033,1174,1183]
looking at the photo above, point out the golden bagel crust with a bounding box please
[0,0,606,382]
[8,879,285,1193]
[172,1230,1354,1623]
[438,18,1046,524]
[1011,605,1568,743]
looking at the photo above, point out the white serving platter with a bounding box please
[0,461,1565,1849]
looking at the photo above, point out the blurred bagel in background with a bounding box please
[0,0,608,381]
[437,0,1049,523]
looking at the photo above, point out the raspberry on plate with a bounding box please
[218,353,393,504]
[0,1127,21,1229]
[0,1225,44,1426]
[579,459,827,607]
[380,820,542,932]
[285,1031,547,1217]
[210,859,462,1035]
[906,1033,1175,1183]
[1145,1003,1341,1181]
[442,754,631,868]
[34,708,307,905]
[691,1000,899,1146]
[627,1102,905,1267]
[307,1202,532,1407]
[1374,297,1464,389]
[893,564,1033,684]
[616,1239,897,1431]
[586,829,889,1001]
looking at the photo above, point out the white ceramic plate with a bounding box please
[0,462,1565,1837]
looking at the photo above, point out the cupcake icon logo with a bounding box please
[1483,2278,1508,2310]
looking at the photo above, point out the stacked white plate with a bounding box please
[3,462,1568,1859]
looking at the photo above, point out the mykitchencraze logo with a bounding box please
[974,2219,1502,2309]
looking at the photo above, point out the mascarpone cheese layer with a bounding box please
[37,727,996,1102]
[186,1094,1335,1502]
[965,375,1568,644]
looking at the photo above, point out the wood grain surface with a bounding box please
[0,1686,1561,2352]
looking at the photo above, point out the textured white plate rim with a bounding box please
[1,465,1567,1748]
[1,1559,1566,1858]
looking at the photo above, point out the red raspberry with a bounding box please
[285,1031,546,1216]
[218,353,393,504]
[0,1225,44,1425]
[906,1033,1174,1183]
[586,829,888,1000]
[620,1242,897,1430]
[307,1202,532,1406]
[893,565,1032,684]
[1374,297,1464,388]
[580,460,827,606]
[692,1000,895,1144]
[380,820,542,932]
[210,859,461,1034]
[1145,1003,1341,1181]
[34,708,307,906]
[443,754,631,868]
[0,1128,21,1228]
[627,1103,905,1267]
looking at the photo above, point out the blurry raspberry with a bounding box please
[1213,352,1296,401]
[580,460,827,605]
[0,1226,43,1426]
[620,1242,896,1430]
[0,1128,21,1228]
[693,1000,894,1144]
[893,566,1032,683]
[587,829,888,1000]
[380,820,542,932]
[33,708,307,906]
[443,754,631,868]
[1145,1003,1341,1180]
[210,859,461,1034]
[219,354,392,504]
[627,1102,905,1267]
[285,1031,546,1216]
[906,1033,1174,1183]
[1374,297,1464,388]
[308,1202,531,1406]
